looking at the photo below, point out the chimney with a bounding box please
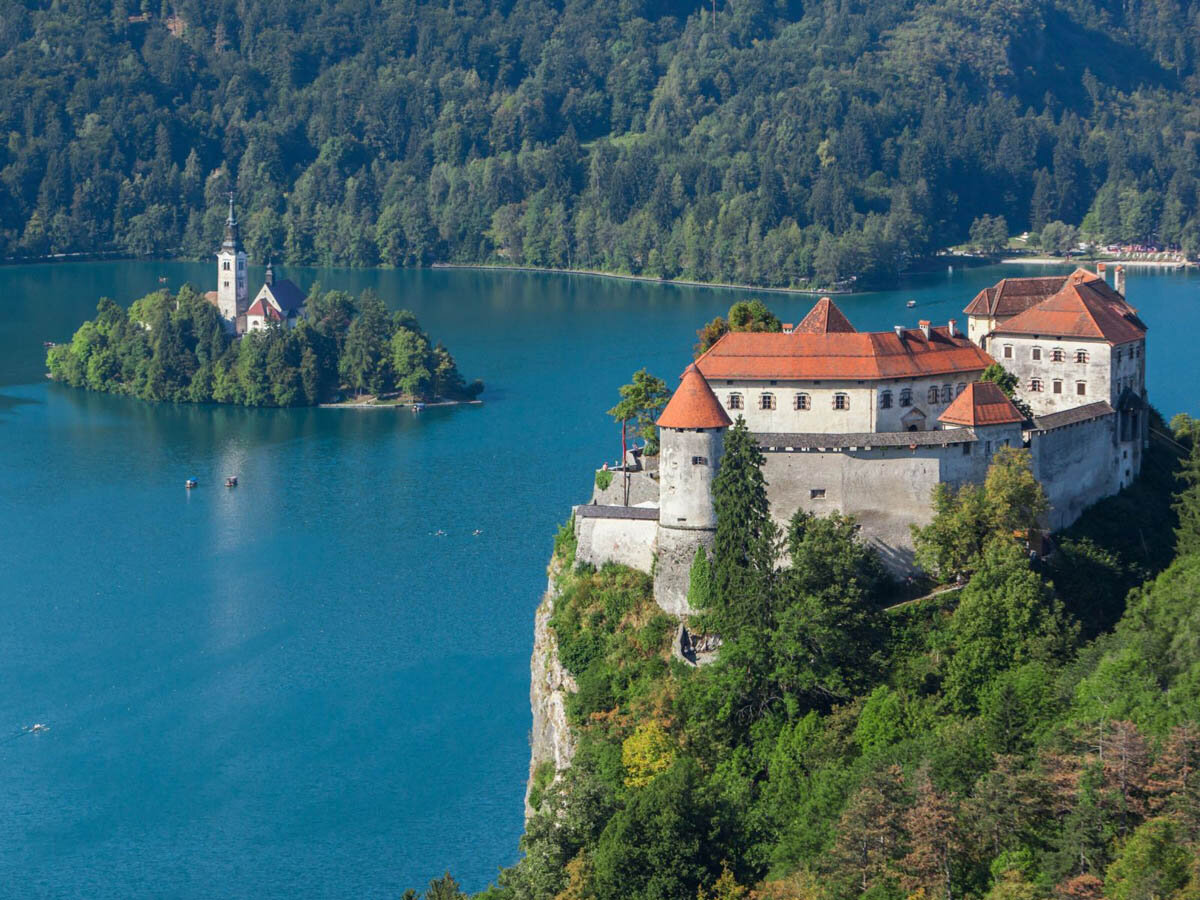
[919,319,931,340]
[1115,264,1126,297]
[947,319,958,338]
[1097,262,1107,284]
[894,325,904,338]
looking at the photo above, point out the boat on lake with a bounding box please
[225,476,238,487]
[412,402,426,412]
[185,478,198,489]
[906,299,917,308]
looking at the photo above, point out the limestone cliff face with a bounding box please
[526,574,577,819]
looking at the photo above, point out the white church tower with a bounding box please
[216,193,248,328]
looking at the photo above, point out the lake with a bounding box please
[0,259,1196,898]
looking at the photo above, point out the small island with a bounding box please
[47,201,482,408]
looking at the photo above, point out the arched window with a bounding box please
[1030,378,1044,392]
[1051,348,1065,362]
[941,384,952,403]
[833,393,850,410]
[879,390,893,409]
[760,393,775,410]
[927,386,939,404]
[223,260,230,271]
[1052,379,1062,394]
[955,383,966,396]
[1075,349,1090,363]
[727,393,743,410]
[899,388,913,407]
[794,393,810,411]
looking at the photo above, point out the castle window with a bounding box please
[1003,345,1013,359]
[1075,349,1089,363]
[941,384,952,403]
[760,393,775,410]
[810,488,826,499]
[879,390,893,409]
[927,386,939,404]
[833,393,849,410]
[1051,348,1065,362]
[692,456,708,466]
[1076,381,1087,396]
[1052,379,1062,394]
[1032,347,1042,361]
[962,441,971,455]
[1116,349,1123,363]
[794,393,810,411]
[727,393,743,410]
[1030,378,1044,392]
[955,383,966,396]
[899,388,912,407]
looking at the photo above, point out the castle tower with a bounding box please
[216,193,248,327]
[653,364,731,616]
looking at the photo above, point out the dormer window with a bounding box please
[1075,349,1089,363]
[879,390,893,409]
[1030,378,1044,392]
[794,393,810,411]
[833,393,850,410]
[760,393,775,410]
[899,388,913,407]
[1032,347,1042,361]
[1051,348,1065,362]
[727,393,743,410]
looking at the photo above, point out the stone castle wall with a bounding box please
[1031,413,1120,531]
[574,507,658,573]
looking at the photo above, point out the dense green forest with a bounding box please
[46,287,482,405]
[7,0,1200,287]
[391,412,1200,900]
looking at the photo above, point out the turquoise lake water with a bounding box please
[0,260,1196,897]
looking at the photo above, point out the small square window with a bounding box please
[1076,382,1087,396]
[692,456,708,466]
[1053,380,1062,394]
[760,393,775,410]
[810,488,826,499]
[1032,347,1042,361]
[1003,345,1013,359]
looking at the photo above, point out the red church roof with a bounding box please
[694,325,993,382]
[938,382,1025,427]
[793,297,856,334]
[246,298,283,320]
[657,365,733,429]
[993,269,1146,345]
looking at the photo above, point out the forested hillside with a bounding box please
[6,0,1200,286]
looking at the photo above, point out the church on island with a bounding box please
[205,197,307,335]
[574,265,1149,615]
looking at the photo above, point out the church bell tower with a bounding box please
[216,193,248,327]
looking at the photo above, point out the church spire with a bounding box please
[222,190,242,252]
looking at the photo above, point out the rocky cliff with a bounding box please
[525,574,577,819]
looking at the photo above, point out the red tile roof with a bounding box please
[694,326,994,381]
[938,382,1025,427]
[793,297,856,334]
[657,365,733,429]
[246,298,282,320]
[992,269,1146,344]
[963,275,1068,318]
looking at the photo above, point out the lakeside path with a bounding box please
[431,262,850,295]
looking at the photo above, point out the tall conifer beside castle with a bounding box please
[1175,436,1200,559]
[708,417,777,643]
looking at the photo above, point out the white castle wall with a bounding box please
[993,335,1113,416]
[574,511,657,573]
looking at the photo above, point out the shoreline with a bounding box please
[431,262,849,295]
[317,398,483,409]
[999,256,1192,268]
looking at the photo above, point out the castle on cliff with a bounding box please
[574,264,1149,615]
[204,196,307,335]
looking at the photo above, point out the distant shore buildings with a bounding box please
[575,265,1149,615]
[205,196,306,335]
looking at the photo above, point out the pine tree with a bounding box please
[1173,434,1200,558]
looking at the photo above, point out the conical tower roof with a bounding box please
[222,192,242,252]
[657,365,732,429]
[793,296,856,334]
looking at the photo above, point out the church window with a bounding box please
[238,259,245,269]
[833,393,849,410]
[1051,348,1065,362]
[692,456,708,466]
[1053,379,1062,394]
[899,388,912,407]
[223,281,229,289]
[941,384,952,403]
[927,386,939,404]
[1032,347,1042,361]
[1003,345,1013,359]
[1075,349,1089,363]
[760,393,775,410]
[955,383,966,396]
[810,489,826,499]
[727,393,743,410]
[1030,378,1044,392]
[794,393,810,411]
[879,390,893,409]
[223,260,230,271]
[1076,381,1087,396]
